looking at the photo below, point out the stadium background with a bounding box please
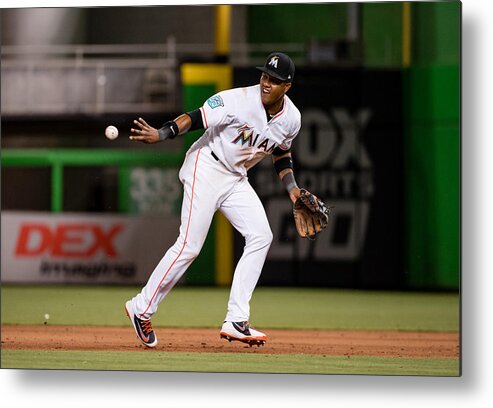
[1,2,460,291]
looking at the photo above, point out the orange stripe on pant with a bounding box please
[140,148,202,319]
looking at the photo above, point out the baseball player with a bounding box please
[125,52,306,347]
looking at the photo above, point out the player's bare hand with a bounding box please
[289,187,301,204]
[130,117,160,144]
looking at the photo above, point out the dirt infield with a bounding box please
[1,325,459,358]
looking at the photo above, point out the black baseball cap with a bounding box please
[256,52,295,83]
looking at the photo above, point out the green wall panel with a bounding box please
[412,1,461,66]
[403,1,460,290]
[433,124,460,288]
[406,65,460,122]
[361,2,403,67]
[404,66,460,290]
[248,4,348,44]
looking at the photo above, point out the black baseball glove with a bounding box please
[293,189,332,240]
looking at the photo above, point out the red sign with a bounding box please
[15,223,123,258]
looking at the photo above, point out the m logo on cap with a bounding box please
[268,56,279,68]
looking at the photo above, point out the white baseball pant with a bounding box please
[130,145,273,322]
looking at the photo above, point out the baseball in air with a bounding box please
[105,125,119,140]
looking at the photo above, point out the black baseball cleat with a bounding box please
[220,321,267,347]
[125,300,158,348]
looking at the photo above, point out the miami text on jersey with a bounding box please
[231,124,277,153]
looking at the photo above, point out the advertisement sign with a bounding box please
[1,211,180,284]
[234,67,405,288]
[127,167,182,215]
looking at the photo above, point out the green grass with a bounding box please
[1,350,459,376]
[1,285,459,331]
[1,285,460,376]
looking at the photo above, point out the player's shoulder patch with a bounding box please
[207,95,224,109]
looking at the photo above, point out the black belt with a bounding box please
[211,151,220,161]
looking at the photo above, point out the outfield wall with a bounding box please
[1,64,459,289]
[1,211,181,284]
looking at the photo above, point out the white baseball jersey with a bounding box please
[130,84,301,326]
[193,84,301,175]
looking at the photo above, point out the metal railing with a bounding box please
[1,40,309,117]
[1,39,179,116]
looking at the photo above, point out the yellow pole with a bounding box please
[402,2,412,67]
[215,5,231,57]
[213,5,233,285]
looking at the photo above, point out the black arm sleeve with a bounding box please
[186,109,205,131]
[272,146,291,156]
[273,156,294,175]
